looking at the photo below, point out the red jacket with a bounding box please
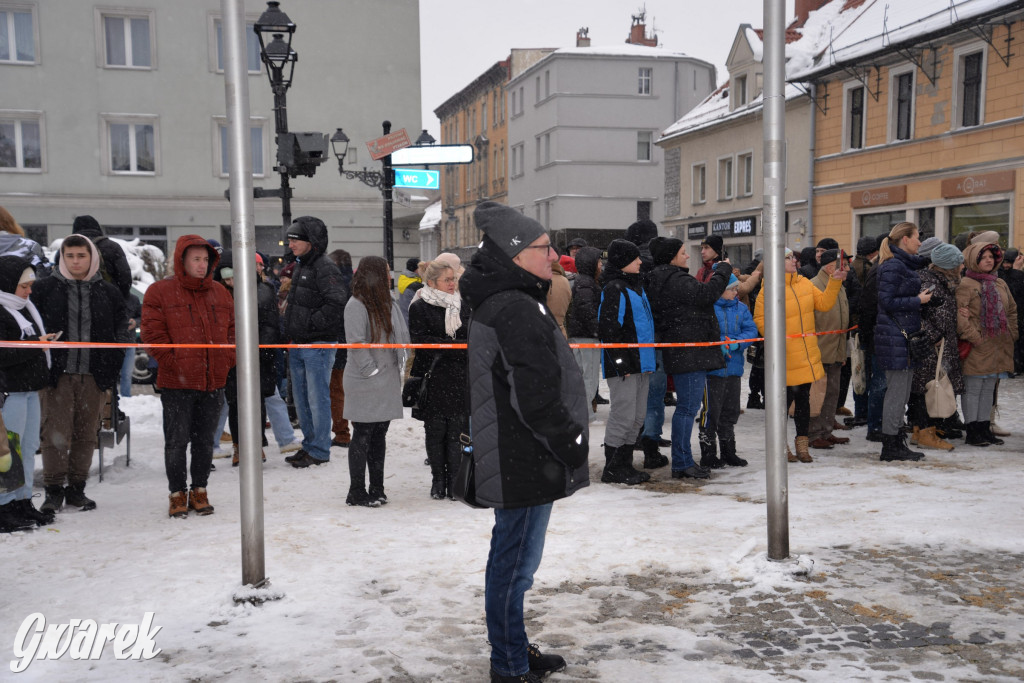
[142,235,235,391]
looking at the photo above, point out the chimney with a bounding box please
[793,0,828,28]
[576,27,590,48]
[626,11,658,47]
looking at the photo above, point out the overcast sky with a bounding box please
[419,0,797,136]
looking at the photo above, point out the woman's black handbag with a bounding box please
[401,357,440,414]
[453,432,486,509]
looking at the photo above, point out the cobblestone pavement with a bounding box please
[531,546,1024,681]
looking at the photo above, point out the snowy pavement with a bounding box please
[2,376,1023,681]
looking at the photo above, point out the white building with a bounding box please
[0,0,424,265]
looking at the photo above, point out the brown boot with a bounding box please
[188,488,214,516]
[232,444,239,467]
[826,433,850,445]
[809,437,834,450]
[787,445,797,463]
[168,491,188,518]
[910,426,921,445]
[795,436,813,463]
[915,426,954,451]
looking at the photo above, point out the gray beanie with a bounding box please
[917,236,943,260]
[474,201,546,259]
[930,243,964,270]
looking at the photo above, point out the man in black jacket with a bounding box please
[461,201,589,683]
[282,216,348,468]
[565,246,602,417]
[32,235,128,512]
[70,215,133,301]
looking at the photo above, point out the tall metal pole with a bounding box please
[272,81,292,230]
[382,120,395,275]
[222,0,269,588]
[763,0,790,561]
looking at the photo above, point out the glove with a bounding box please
[729,342,741,352]
[721,345,731,358]
[0,450,10,473]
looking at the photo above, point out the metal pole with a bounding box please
[272,84,291,230]
[763,0,790,561]
[382,120,395,276]
[222,0,269,588]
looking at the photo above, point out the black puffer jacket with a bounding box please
[216,251,280,397]
[408,295,469,420]
[647,261,731,374]
[0,255,49,393]
[565,246,600,339]
[283,218,348,343]
[461,236,590,510]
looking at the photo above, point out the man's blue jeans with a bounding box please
[119,347,135,397]
[670,371,707,471]
[0,392,40,504]
[642,351,667,440]
[867,353,887,434]
[289,346,336,461]
[486,503,553,677]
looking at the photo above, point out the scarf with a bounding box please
[418,285,462,337]
[965,269,1009,338]
[696,259,717,283]
[0,290,50,368]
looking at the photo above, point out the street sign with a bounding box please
[366,129,411,160]
[391,144,474,166]
[393,169,440,190]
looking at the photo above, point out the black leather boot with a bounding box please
[64,482,96,511]
[640,437,668,469]
[698,431,723,469]
[719,438,747,467]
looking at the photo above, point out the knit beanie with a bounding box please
[818,249,839,267]
[474,201,546,258]
[701,234,724,259]
[624,219,658,247]
[725,274,740,290]
[970,230,1001,246]
[917,236,943,260]
[607,239,641,270]
[649,236,683,265]
[816,237,839,250]
[856,235,877,257]
[929,243,964,270]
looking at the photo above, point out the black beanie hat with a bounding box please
[701,234,724,258]
[856,235,877,256]
[819,249,840,267]
[816,237,839,250]
[650,236,683,265]
[72,215,103,236]
[624,219,658,247]
[474,201,546,258]
[607,239,641,270]
[405,257,420,272]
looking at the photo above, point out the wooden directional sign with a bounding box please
[391,144,474,166]
[366,129,411,160]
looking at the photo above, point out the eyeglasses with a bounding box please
[521,244,556,254]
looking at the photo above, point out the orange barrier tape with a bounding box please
[0,326,858,350]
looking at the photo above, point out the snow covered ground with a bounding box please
[2,375,1024,681]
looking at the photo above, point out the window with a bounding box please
[544,70,550,98]
[535,76,541,102]
[954,45,986,129]
[636,131,652,161]
[734,74,748,107]
[951,200,1010,246]
[859,210,906,239]
[692,163,706,204]
[481,101,487,131]
[637,201,651,221]
[102,115,158,175]
[511,89,517,116]
[0,4,37,63]
[889,68,915,141]
[638,67,652,95]
[0,111,42,171]
[213,18,261,73]
[493,91,498,127]
[738,152,753,196]
[718,156,733,200]
[99,10,154,68]
[511,143,524,177]
[518,86,523,114]
[215,119,265,177]
[844,83,866,150]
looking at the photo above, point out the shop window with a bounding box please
[916,207,936,239]
[859,210,906,240]
[950,200,1009,247]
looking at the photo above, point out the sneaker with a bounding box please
[168,491,188,518]
[290,452,328,468]
[188,488,214,515]
[346,490,381,507]
[526,643,566,676]
[490,669,542,683]
[368,489,388,505]
[279,441,302,454]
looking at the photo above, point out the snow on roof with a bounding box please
[659,82,807,141]
[418,200,442,231]
[789,0,1021,80]
[552,43,695,59]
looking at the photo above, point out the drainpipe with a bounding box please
[807,82,816,247]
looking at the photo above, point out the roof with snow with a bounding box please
[508,43,711,85]
[418,200,442,231]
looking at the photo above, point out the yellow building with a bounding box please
[793,0,1024,247]
[433,59,509,255]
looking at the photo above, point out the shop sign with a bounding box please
[712,220,733,236]
[941,170,1015,198]
[731,216,756,236]
[851,185,907,208]
[687,222,707,240]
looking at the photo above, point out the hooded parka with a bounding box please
[283,217,347,344]
[957,243,1019,377]
[647,261,731,374]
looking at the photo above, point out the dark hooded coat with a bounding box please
[875,246,927,371]
[0,256,49,393]
[565,246,601,339]
[71,216,133,300]
[283,217,348,344]
[647,260,731,374]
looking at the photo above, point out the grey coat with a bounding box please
[342,298,410,423]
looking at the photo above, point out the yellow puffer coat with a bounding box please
[754,273,842,386]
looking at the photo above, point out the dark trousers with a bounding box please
[424,414,468,477]
[787,383,811,437]
[699,375,741,441]
[348,421,390,496]
[330,368,350,442]
[161,388,223,493]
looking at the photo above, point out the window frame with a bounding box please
[737,150,754,197]
[0,109,44,172]
[692,162,707,205]
[636,130,652,162]
[952,41,987,130]
[0,2,39,65]
[638,66,652,95]
[887,65,916,142]
[717,154,734,201]
[511,142,524,178]
[212,116,268,178]
[843,81,867,151]
[95,7,157,70]
[733,73,748,109]
[99,113,159,176]
[208,12,262,75]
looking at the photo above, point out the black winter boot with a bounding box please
[429,464,445,500]
[0,502,34,532]
[40,485,64,515]
[746,393,764,410]
[64,482,96,511]
[897,428,925,459]
[698,431,723,469]
[981,421,1005,445]
[600,445,647,485]
[880,434,923,462]
[526,643,567,676]
[719,438,748,467]
[619,444,650,482]
[14,499,53,526]
[490,669,542,683]
[965,421,990,446]
[640,437,668,469]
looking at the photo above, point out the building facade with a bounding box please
[793,0,1024,248]
[0,0,423,265]
[506,22,716,251]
